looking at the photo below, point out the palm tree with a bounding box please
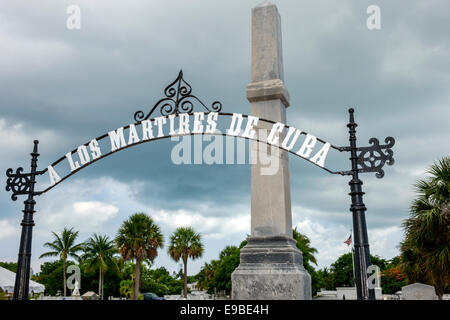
[292,227,322,295]
[293,227,318,267]
[400,157,450,299]
[196,260,218,291]
[168,227,204,299]
[115,213,164,300]
[81,234,118,299]
[39,227,84,296]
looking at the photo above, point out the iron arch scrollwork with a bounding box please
[6,168,33,201]
[337,109,396,179]
[356,137,395,178]
[134,70,222,122]
[5,140,43,201]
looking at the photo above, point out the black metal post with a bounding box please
[346,109,375,300]
[13,140,39,300]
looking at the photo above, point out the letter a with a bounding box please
[310,143,330,167]
[47,165,62,186]
[366,5,381,30]
[66,5,81,30]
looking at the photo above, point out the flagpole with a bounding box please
[351,229,356,287]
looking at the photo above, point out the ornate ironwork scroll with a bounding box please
[5,168,38,201]
[134,70,222,122]
[337,109,395,179]
[356,137,395,178]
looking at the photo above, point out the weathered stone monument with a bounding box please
[231,1,312,300]
[401,283,438,300]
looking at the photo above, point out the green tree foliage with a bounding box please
[292,228,320,295]
[0,290,9,300]
[115,213,164,300]
[81,234,118,299]
[195,240,248,295]
[400,157,450,299]
[316,252,409,295]
[39,228,84,296]
[317,267,334,291]
[293,228,318,267]
[196,260,219,292]
[329,252,354,287]
[141,266,184,296]
[33,260,75,296]
[119,280,133,299]
[381,256,408,294]
[370,255,388,271]
[327,252,387,290]
[0,262,17,273]
[168,227,204,298]
[209,246,240,295]
[196,231,321,297]
[79,257,123,299]
[34,258,123,298]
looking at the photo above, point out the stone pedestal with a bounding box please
[232,236,311,300]
[232,1,311,300]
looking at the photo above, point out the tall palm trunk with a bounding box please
[183,255,188,299]
[133,260,141,300]
[63,259,67,297]
[98,268,102,299]
[101,272,105,300]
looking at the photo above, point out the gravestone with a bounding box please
[231,1,311,300]
[401,283,438,300]
[81,291,100,300]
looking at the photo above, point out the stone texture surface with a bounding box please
[401,283,438,300]
[246,79,290,107]
[232,236,311,300]
[248,2,292,239]
[251,2,284,82]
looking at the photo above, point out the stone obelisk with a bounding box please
[231,2,311,300]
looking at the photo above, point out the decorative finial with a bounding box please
[133,70,222,122]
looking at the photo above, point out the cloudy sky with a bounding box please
[1,0,449,277]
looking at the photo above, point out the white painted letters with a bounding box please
[108,127,127,152]
[296,134,317,158]
[47,165,62,186]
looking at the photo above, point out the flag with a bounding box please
[344,234,352,246]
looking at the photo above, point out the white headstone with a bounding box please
[401,283,438,300]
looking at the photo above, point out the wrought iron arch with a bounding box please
[5,70,396,301]
[33,113,346,196]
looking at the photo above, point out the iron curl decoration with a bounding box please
[356,137,395,178]
[134,70,223,122]
[6,167,32,201]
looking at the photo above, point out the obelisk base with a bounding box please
[231,236,312,300]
